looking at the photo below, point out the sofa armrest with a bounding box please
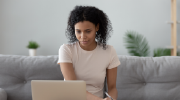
[0,88,7,100]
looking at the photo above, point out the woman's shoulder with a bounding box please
[98,43,113,51]
[63,41,77,46]
[60,41,78,49]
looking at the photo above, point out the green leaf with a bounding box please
[123,30,150,57]
[177,51,180,56]
[153,48,171,57]
[27,41,40,49]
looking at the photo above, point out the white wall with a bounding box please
[0,0,179,56]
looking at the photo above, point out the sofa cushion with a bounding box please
[116,55,180,100]
[0,88,7,100]
[0,54,63,100]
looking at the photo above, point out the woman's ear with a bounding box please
[96,23,99,31]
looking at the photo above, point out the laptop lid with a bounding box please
[31,80,86,100]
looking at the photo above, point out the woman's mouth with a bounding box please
[81,41,88,44]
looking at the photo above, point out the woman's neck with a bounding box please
[79,41,97,51]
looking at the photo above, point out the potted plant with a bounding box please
[123,30,150,57]
[123,30,178,57]
[27,41,40,56]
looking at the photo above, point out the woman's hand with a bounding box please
[103,97,117,100]
[103,97,112,100]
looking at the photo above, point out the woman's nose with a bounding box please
[81,33,86,38]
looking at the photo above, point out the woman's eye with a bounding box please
[76,31,90,34]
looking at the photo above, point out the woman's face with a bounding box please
[74,21,99,47]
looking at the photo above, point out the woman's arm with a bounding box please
[104,88,118,100]
[60,63,103,100]
[105,67,118,100]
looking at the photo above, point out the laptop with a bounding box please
[31,80,86,100]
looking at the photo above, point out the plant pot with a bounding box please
[29,49,36,56]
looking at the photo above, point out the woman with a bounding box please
[57,5,120,100]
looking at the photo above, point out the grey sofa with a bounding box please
[0,54,180,100]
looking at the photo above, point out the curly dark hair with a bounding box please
[65,5,113,50]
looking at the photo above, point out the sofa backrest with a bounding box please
[0,54,63,100]
[115,55,180,100]
[1,54,180,100]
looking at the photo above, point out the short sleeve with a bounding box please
[57,44,72,64]
[107,46,121,69]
